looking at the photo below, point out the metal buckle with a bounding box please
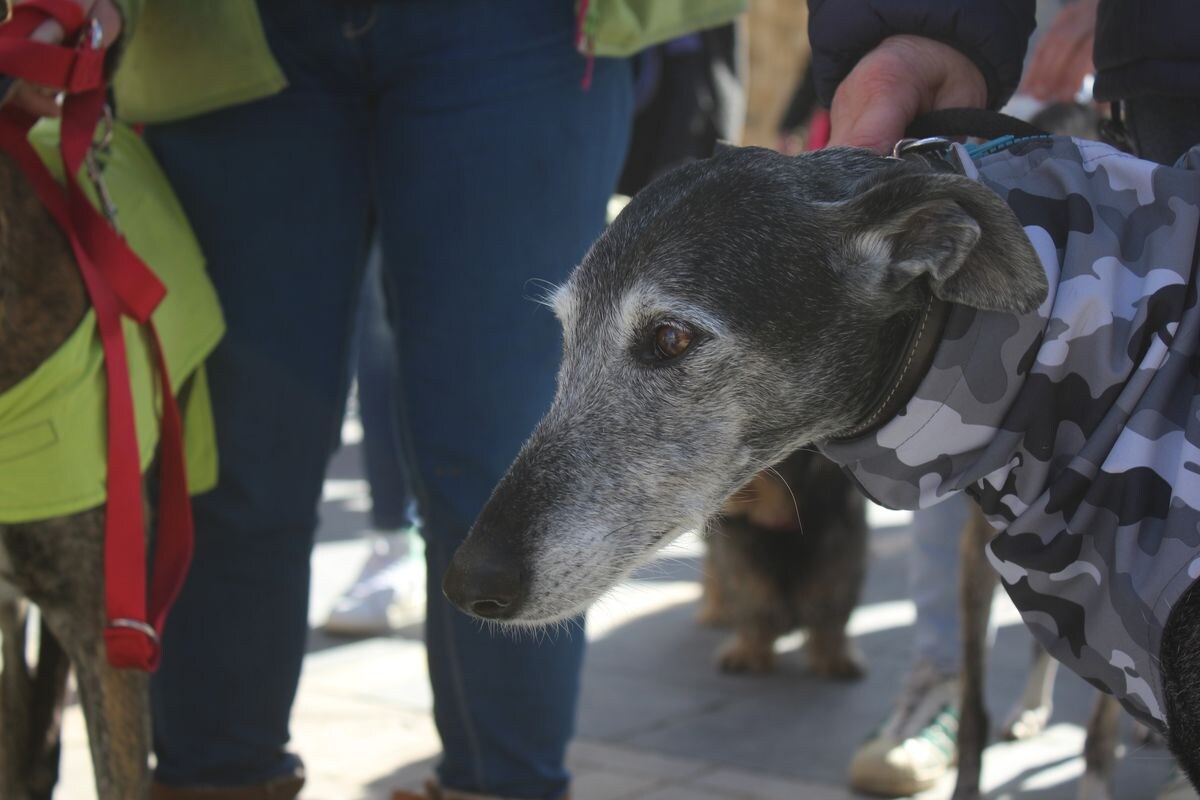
[85,103,120,230]
[108,618,160,644]
[890,136,953,160]
[86,17,102,49]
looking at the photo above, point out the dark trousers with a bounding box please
[1125,96,1200,166]
[145,2,632,796]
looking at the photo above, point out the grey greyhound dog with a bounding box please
[444,136,1200,797]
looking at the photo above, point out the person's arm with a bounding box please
[1019,0,1098,103]
[807,0,1037,153]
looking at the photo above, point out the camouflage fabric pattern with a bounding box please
[820,137,1200,729]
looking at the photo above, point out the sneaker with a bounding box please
[848,661,960,796]
[323,527,426,635]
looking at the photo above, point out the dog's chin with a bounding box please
[495,596,597,628]
[493,520,700,628]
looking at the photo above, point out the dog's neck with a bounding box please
[836,291,951,442]
[0,155,86,394]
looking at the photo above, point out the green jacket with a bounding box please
[0,120,223,522]
[111,0,746,124]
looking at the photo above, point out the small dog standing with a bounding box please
[701,450,867,679]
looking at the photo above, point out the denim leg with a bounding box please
[910,494,971,675]
[369,3,633,797]
[357,247,419,531]
[145,4,373,786]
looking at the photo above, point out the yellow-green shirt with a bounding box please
[111,0,746,124]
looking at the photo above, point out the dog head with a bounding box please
[444,145,1045,624]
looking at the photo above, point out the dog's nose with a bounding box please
[443,543,526,620]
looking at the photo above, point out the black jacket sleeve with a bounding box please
[1093,0,1200,101]
[807,0,1037,110]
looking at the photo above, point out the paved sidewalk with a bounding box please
[56,434,1181,799]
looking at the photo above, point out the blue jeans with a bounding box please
[909,495,971,675]
[144,2,631,797]
[356,247,419,531]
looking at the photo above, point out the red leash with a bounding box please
[0,0,193,671]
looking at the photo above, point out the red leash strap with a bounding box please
[0,1,193,670]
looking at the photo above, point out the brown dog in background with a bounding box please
[699,450,868,680]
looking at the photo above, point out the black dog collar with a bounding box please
[835,292,951,442]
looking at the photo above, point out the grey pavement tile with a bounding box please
[568,740,714,783]
[577,666,734,740]
[301,637,434,711]
[637,784,741,800]
[693,766,853,800]
[570,767,674,800]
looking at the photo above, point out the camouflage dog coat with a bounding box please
[821,136,1200,729]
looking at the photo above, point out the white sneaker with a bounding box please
[848,661,960,796]
[323,528,426,635]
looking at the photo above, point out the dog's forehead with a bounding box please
[561,147,887,324]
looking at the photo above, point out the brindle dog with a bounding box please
[0,153,151,799]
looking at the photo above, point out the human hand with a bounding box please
[828,35,987,154]
[1019,0,1097,103]
[3,0,122,118]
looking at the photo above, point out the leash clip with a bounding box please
[107,617,160,644]
[85,103,119,230]
[890,136,953,161]
[84,17,102,49]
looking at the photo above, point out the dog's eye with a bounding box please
[653,323,694,360]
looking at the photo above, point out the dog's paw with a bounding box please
[716,636,775,674]
[1000,704,1051,741]
[808,648,866,682]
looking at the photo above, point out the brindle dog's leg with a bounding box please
[1075,693,1119,800]
[952,504,998,800]
[27,620,70,800]
[0,595,33,800]
[1001,641,1058,741]
[52,616,150,800]
[3,512,151,800]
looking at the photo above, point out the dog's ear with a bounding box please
[837,171,1047,314]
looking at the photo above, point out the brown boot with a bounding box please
[151,770,305,800]
[391,779,570,800]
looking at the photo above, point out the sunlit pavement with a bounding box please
[57,427,1180,799]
